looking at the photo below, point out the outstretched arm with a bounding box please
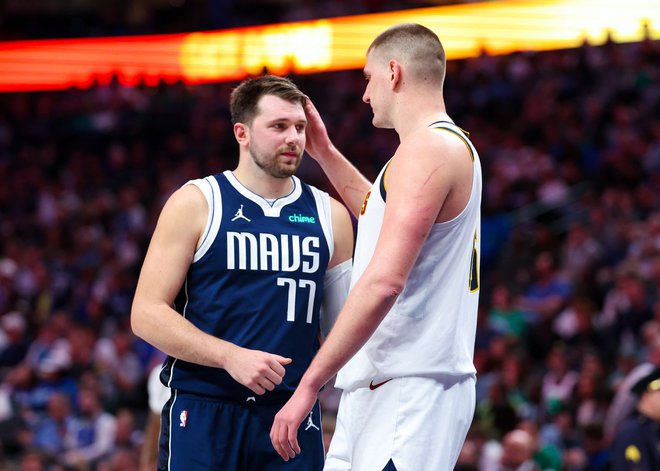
[304,98,372,218]
[131,185,292,395]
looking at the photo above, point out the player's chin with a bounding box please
[279,159,301,175]
[371,115,385,128]
[275,164,299,178]
[372,117,393,130]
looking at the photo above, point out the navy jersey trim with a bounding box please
[223,170,302,217]
[379,161,392,202]
[428,121,475,162]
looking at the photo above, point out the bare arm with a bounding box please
[271,129,469,459]
[304,98,372,218]
[328,197,354,268]
[131,185,291,395]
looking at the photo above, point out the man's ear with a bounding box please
[234,123,249,146]
[389,59,402,90]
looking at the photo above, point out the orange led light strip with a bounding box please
[0,0,658,92]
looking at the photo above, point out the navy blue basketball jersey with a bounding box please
[161,170,333,403]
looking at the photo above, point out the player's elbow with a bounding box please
[370,275,405,302]
[130,300,150,341]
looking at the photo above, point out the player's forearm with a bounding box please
[299,273,400,392]
[314,143,371,218]
[131,301,232,369]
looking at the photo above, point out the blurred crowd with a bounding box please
[0,29,658,470]
[0,0,462,41]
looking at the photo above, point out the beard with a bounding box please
[249,144,302,178]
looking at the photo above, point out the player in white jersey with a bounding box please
[271,24,482,471]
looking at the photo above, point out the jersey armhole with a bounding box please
[429,124,475,162]
[185,177,223,262]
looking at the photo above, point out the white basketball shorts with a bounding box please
[324,375,476,471]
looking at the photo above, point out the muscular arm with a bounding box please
[304,99,372,217]
[271,129,472,459]
[131,185,291,395]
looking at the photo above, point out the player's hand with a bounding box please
[224,346,292,395]
[303,97,334,161]
[270,385,317,461]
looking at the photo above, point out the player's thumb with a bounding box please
[275,355,293,365]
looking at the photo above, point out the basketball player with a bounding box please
[271,24,482,470]
[131,75,354,470]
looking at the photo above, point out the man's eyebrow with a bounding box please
[265,117,307,124]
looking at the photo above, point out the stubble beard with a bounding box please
[250,146,301,179]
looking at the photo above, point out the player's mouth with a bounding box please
[280,151,300,160]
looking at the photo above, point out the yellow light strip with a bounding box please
[0,0,657,92]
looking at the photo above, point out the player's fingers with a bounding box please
[269,424,289,461]
[304,98,322,122]
[249,382,266,395]
[261,378,276,391]
[274,355,293,366]
[269,356,291,378]
[263,371,281,388]
[288,425,301,456]
[272,423,296,461]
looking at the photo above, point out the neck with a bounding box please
[232,163,293,200]
[393,89,449,138]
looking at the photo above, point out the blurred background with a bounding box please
[0,1,659,470]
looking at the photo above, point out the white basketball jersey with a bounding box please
[335,121,482,391]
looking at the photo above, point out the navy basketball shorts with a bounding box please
[158,390,325,470]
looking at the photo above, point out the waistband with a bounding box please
[172,388,294,406]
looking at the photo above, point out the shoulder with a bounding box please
[164,183,208,215]
[395,125,472,166]
[385,126,469,193]
[329,196,351,222]
[329,197,354,265]
[329,196,353,237]
[154,183,209,239]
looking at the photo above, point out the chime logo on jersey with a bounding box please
[179,410,188,428]
[288,213,316,223]
[226,232,320,273]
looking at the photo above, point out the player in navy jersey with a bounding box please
[271,24,482,471]
[131,75,354,470]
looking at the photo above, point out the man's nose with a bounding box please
[284,126,300,144]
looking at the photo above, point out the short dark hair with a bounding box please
[368,23,446,86]
[229,75,306,126]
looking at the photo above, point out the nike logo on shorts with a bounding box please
[369,379,392,390]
